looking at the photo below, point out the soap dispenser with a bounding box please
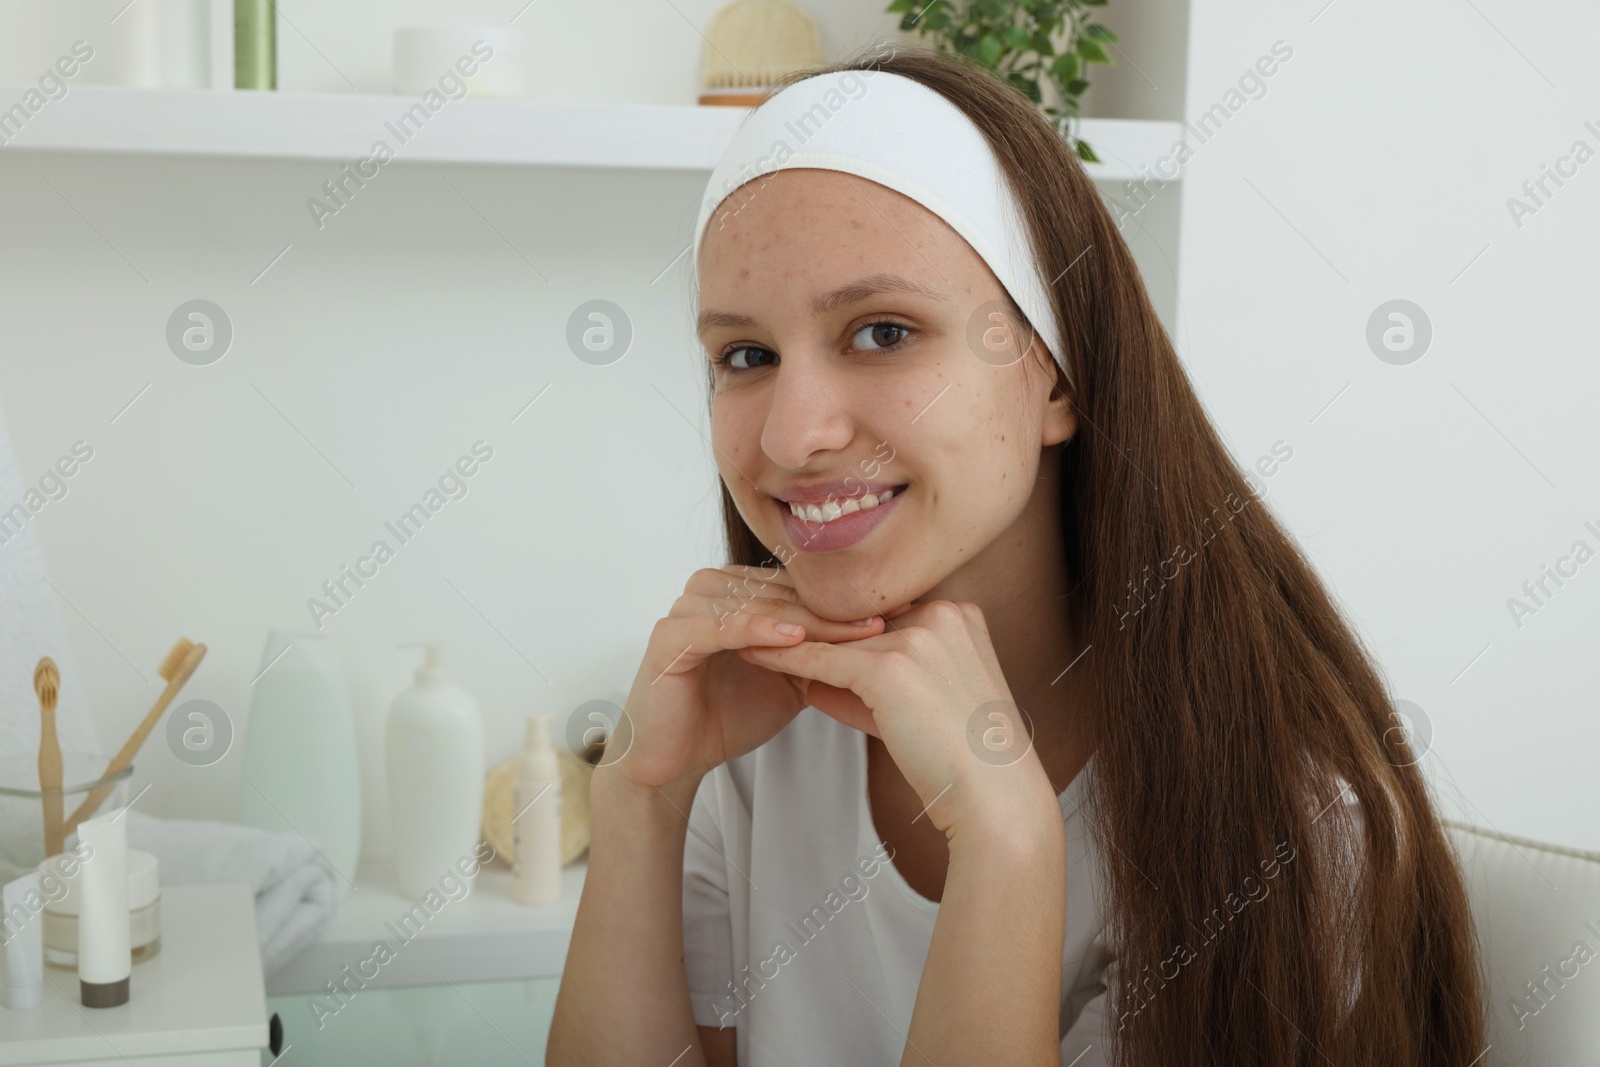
[385,642,485,901]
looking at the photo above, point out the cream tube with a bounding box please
[2,871,44,1009]
[76,810,130,1008]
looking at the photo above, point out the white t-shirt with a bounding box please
[681,705,1364,1066]
[681,706,1114,1066]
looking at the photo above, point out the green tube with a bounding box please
[234,0,276,90]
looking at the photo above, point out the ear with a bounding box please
[1036,348,1077,447]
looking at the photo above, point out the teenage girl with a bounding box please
[549,45,1484,1067]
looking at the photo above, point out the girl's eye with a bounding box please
[713,320,912,373]
[854,320,911,351]
[716,346,776,371]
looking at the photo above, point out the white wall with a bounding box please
[0,0,1188,868]
[1176,0,1599,850]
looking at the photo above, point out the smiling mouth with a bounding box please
[779,485,906,524]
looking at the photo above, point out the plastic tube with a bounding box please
[76,810,130,1008]
[2,871,44,1010]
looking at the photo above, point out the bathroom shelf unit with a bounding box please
[264,855,587,996]
[0,83,1185,182]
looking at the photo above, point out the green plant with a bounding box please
[884,0,1118,163]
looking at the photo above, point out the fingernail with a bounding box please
[850,616,878,627]
[774,621,803,636]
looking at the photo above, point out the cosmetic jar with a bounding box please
[36,849,161,969]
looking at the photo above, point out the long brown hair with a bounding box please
[704,44,1485,1067]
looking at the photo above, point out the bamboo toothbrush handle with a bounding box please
[39,706,63,857]
[65,645,203,834]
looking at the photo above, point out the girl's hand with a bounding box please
[736,599,1057,838]
[606,565,886,795]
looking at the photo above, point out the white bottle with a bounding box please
[512,714,562,905]
[385,642,485,901]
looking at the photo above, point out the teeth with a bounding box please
[788,488,898,523]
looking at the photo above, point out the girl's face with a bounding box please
[697,168,1075,622]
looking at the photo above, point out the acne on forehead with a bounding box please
[700,173,1006,316]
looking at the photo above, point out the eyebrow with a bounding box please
[696,272,945,335]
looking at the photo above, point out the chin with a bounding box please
[787,561,914,623]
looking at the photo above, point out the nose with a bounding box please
[759,346,856,470]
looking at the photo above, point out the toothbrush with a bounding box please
[64,638,207,835]
[34,658,63,858]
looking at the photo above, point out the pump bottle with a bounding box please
[385,642,485,901]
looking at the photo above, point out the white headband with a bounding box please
[692,68,1068,382]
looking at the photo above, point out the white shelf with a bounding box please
[264,855,586,996]
[0,84,1182,181]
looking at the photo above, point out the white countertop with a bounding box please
[0,882,268,1066]
[265,855,587,996]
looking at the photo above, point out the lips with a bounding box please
[776,484,905,553]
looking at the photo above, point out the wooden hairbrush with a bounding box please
[699,0,821,105]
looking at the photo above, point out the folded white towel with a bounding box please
[110,809,342,979]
